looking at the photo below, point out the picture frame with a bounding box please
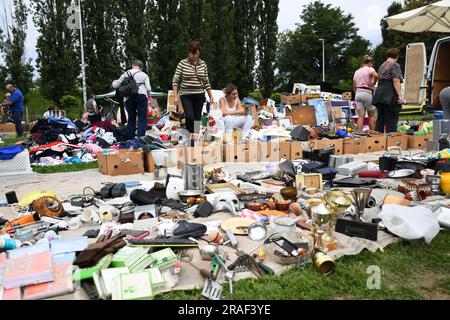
[207,183,243,195]
[278,117,293,128]
[296,174,324,190]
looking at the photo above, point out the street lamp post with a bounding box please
[78,0,87,105]
[319,39,325,83]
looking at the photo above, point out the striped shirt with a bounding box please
[172,58,211,95]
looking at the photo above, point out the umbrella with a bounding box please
[385,0,450,33]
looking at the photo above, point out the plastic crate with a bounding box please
[0,150,33,177]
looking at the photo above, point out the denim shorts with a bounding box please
[355,91,376,112]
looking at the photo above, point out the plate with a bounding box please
[221,218,255,235]
[388,169,416,179]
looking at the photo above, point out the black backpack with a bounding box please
[117,71,142,98]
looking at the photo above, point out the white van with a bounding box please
[402,36,450,114]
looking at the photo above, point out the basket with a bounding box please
[0,150,33,177]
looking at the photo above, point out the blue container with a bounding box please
[434,111,444,120]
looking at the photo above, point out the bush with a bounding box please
[270,92,282,104]
[59,95,81,110]
[249,91,264,102]
[59,95,83,120]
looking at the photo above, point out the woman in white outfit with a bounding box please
[220,83,254,142]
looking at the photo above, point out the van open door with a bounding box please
[402,43,427,114]
[428,37,450,108]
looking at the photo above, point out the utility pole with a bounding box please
[78,0,87,105]
[319,39,325,83]
[67,0,87,105]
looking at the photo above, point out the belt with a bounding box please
[357,87,373,92]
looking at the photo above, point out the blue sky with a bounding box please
[2,0,395,67]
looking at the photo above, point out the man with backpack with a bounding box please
[112,60,152,138]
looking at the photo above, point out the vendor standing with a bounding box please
[0,84,24,137]
[172,40,214,134]
[373,49,404,133]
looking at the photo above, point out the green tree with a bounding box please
[32,0,80,103]
[0,0,34,95]
[150,0,189,92]
[374,0,441,69]
[82,0,122,94]
[276,1,370,93]
[256,0,279,97]
[232,0,257,97]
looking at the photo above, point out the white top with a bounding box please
[113,68,152,99]
[220,97,239,113]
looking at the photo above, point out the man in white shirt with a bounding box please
[113,60,152,138]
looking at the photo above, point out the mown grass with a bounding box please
[158,231,450,300]
[33,161,98,174]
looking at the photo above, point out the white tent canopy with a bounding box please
[385,0,450,33]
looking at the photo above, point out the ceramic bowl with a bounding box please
[281,187,298,201]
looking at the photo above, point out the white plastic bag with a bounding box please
[379,205,440,243]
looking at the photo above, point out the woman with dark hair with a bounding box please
[220,83,254,142]
[172,40,214,134]
[373,48,404,133]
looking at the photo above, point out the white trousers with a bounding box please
[223,115,254,139]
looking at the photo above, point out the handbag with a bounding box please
[379,147,401,171]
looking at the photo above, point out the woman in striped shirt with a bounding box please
[172,40,215,133]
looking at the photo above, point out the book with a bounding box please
[50,237,88,255]
[0,286,21,300]
[7,239,50,260]
[148,248,177,270]
[99,268,130,299]
[111,271,154,301]
[22,263,74,300]
[148,268,165,291]
[128,254,152,273]
[1,250,54,289]
[111,247,148,268]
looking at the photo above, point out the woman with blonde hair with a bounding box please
[353,56,378,131]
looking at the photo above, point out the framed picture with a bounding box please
[207,183,243,195]
[296,174,324,190]
[278,117,293,128]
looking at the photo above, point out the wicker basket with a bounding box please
[0,150,33,177]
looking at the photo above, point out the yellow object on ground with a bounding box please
[19,190,56,207]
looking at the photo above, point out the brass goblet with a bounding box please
[324,190,353,245]
[309,199,332,252]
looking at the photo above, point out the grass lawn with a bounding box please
[158,231,450,300]
[32,161,98,174]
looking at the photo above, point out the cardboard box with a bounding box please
[177,147,203,166]
[143,150,156,173]
[407,134,432,150]
[201,143,223,165]
[223,143,258,163]
[342,92,352,101]
[0,123,16,132]
[308,139,344,156]
[281,94,302,105]
[258,142,291,162]
[285,105,317,126]
[343,138,367,155]
[365,136,387,153]
[290,142,304,160]
[386,134,408,150]
[98,150,144,176]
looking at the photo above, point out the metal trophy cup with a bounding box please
[351,188,373,221]
[324,190,353,245]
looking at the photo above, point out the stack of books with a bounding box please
[148,248,177,270]
[1,251,54,289]
[111,247,149,269]
[23,263,74,300]
[111,271,154,300]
